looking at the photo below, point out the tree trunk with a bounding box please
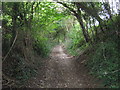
[75,8,90,43]
[76,15,90,42]
[85,20,90,39]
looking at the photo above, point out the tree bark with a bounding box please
[75,4,90,43]
[75,13,90,43]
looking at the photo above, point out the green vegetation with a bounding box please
[2,2,119,88]
[86,16,120,88]
[2,2,66,87]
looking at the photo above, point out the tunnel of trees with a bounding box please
[2,1,120,88]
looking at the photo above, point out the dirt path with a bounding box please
[26,45,102,88]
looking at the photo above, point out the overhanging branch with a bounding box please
[57,2,77,16]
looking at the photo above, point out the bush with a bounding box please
[33,39,50,57]
[86,15,120,88]
[87,37,119,88]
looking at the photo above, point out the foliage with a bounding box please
[2,2,66,87]
[33,36,50,57]
[86,16,120,88]
[65,20,85,55]
[2,2,119,88]
[29,2,66,57]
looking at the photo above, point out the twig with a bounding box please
[102,69,120,75]
[2,31,18,63]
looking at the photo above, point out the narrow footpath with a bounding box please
[26,45,102,88]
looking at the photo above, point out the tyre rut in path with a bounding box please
[26,45,101,88]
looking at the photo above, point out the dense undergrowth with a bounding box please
[87,16,120,88]
[66,15,120,88]
[88,40,119,88]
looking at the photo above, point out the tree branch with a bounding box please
[57,2,77,16]
[2,31,18,63]
[75,2,103,22]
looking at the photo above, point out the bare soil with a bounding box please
[26,45,102,88]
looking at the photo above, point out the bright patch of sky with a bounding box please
[99,0,119,20]
[109,0,119,13]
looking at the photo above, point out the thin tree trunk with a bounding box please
[76,15,90,43]
[85,20,90,39]
[75,8,90,43]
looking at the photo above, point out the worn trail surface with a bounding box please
[26,45,102,88]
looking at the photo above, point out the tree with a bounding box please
[58,2,91,42]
